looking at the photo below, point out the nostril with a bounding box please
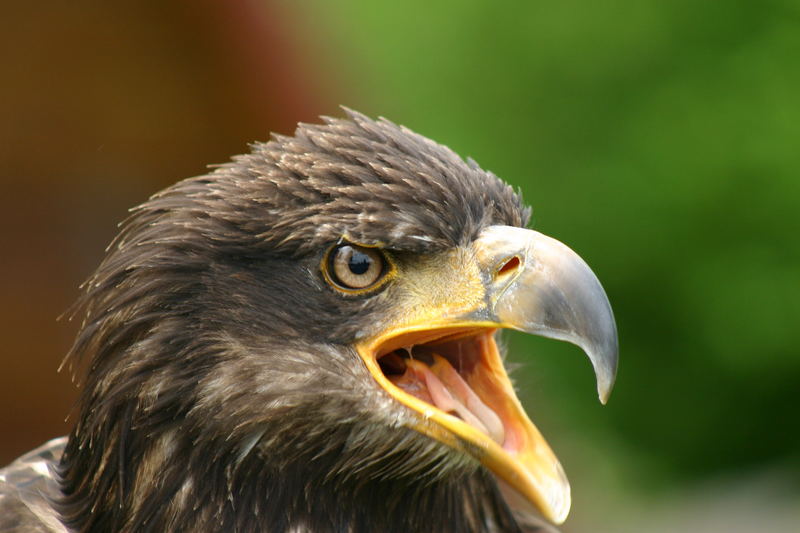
[495,256,521,278]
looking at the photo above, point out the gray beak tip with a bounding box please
[588,327,618,405]
[598,380,613,405]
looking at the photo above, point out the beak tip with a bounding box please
[598,388,611,405]
[590,327,618,405]
[595,350,617,405]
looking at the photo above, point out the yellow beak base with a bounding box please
[356,324,571,524]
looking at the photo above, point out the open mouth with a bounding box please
[375,328,518,451]
[351,225,618,525]
[357,324,570,523]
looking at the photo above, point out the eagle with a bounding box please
[0,109,618,533]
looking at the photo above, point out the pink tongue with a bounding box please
[389,354,505,445]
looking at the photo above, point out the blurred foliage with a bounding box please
[301,0,800,489]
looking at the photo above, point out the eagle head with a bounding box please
[56,109,617,533]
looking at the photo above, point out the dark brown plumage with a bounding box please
[1,110,543,532]
[1,109,619,533]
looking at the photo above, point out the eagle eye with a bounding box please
[324,244,390,293]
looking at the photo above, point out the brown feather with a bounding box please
[2,110,546,532]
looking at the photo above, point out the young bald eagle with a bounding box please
[0,109,617,533]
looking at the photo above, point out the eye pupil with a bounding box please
[326,244,389,292]
[348,251,371,275]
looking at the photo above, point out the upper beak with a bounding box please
[355,225,618,524]
[473,225,618,404]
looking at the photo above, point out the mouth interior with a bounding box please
[376,329,513,448]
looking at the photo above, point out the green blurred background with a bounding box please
[1,2,798,531]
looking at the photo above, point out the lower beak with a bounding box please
[356,225,618,524]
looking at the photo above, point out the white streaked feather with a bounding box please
[0,437,69,533]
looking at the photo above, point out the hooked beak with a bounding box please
[475,225,618,404]
[355,225,618,524]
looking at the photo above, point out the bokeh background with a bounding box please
[2,2,798,531]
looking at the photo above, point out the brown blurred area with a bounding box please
[0,1,337,464]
